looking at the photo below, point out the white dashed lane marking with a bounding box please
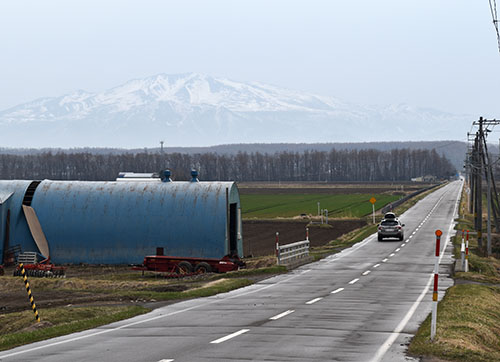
[382,258,388,262]
[331,288,344,294]
[270,310,294,320]
[306,298,323,305]
[348,278,359,285]
[373,263,381,268]
[362,270,371,276]
[210,329,250,344]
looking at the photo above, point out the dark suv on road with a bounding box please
[378,218,405,241]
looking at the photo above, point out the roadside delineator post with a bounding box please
[275,232,280,265]
[306,227,309,242]
[431,229,442,341]
[461,229,466,270]
[465,230,469,272]
[19,263,41,322]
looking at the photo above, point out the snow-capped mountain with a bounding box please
[0,73,471,148]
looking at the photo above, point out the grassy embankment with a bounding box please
[408,186,500,361]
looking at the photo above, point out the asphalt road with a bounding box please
[0,180,462,362]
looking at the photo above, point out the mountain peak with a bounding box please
[0,73,471,148]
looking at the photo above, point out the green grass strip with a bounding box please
[409,284,500,362]
[0,305,148,352]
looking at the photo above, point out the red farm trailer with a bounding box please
[133,250,245,277]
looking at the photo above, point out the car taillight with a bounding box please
[378,227,382,230]
[397,226,401,230]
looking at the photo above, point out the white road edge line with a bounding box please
[331,287,344,294]
[373,263,381,268]
[210,329,250,344]
[362,270,371,276]
[270,310,295,320]
[306,297,323,305]
[371,181,461,362]
[348,278,359,284]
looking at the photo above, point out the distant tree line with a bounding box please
[0,148,455,182]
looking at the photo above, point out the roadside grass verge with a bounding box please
[310,223,378,260]
[0,305,148,352]
[111,278,254,300]
[408,284,500,362]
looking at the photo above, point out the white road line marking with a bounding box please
[395,248,401,252]
[306,297,323,305]
[401,244,405,247]
[389,253,395,257]
[210,329,250,344]
[362,270,371,276]
[270,310,294,320]
[331,287,344,294]
[409,235,413,239]
[348,278,359,284]
[158,360,174,362]
[405,240,409,243]
[373,263,381,268]
[412,231,416,235]
[382,258,388,262]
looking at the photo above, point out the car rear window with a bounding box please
[381,220,398,226]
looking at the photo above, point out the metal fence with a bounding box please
[276,238,310,265]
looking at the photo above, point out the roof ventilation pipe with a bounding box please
[160,169,172,182]
[191,169,199,182]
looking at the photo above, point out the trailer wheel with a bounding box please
[176,261,193,274]
[195,262,212,274]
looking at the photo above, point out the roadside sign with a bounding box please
[370,197,376,224]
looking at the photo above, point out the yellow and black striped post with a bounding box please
[19,263,41,322]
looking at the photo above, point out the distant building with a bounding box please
[411,175,437,183]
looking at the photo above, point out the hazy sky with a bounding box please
[1,0,499,117]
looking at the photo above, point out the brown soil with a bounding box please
[238,182,432,196]
[243,219,366,257]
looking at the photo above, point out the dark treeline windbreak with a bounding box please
[0,148,455,182]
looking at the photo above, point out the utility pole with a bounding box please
[487,166,492,256]
[470,116,500,255]
[477,124,483,251]
[160,141,164,153]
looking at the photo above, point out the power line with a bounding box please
[489,0,500,53]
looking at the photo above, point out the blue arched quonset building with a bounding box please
[0,174,243,265]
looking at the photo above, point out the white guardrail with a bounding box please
[275,229,310,265]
